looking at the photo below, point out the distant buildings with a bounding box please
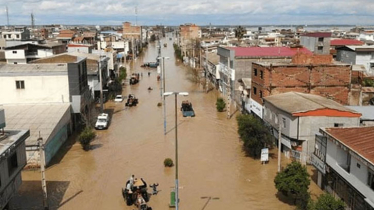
[300,32,331,54]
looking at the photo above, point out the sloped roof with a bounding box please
[263,92,360,116]
[325,126,374,165]
[331,39,364,46]
[227,47,312,57]
[300,32,331,37]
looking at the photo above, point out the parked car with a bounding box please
[181,101,195,117]
[95,113,110,130]
[114,95,124,102]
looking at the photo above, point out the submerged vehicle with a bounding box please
[125,94,138,107]
[130,73,140,85]
[122,176,153,210]
[181,100,195,117]
[141,62,159,68]
[95,113,110,130]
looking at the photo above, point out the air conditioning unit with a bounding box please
[0,109,5,129]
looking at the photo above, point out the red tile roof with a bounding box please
[325,127,374,165]
[228,47,312,57]
[331,39,364,46]
[301,32,331,37]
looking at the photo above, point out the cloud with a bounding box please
[1,0,374,25]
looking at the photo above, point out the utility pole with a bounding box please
[278,114,282,172]
[38,137,49,210]
[6,6,9,28]
[227,57,231,119]
[205,48,209,93]
[162,57,166,135]
[99,41,104,113]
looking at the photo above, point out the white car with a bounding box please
[95,113,110,130]
[114,95,124,102]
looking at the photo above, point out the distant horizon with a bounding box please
[2,0,374,26]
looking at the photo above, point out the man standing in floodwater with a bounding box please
[129,175,135,188]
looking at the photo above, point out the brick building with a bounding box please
[178,23,201,58]
[250,53,351,118]
[122,22,141,40]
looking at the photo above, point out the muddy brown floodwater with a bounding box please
[11,34,322,210]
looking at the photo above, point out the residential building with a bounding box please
[0,110,29,209]
[251,53,352,118]
[216,46,312,113]
[300,32,331,54]
[263,92,360,163]
[67,44,93,53]
[178,23,201,59]
[359,31,374,41]
[4,42,66,64]
[122,22,142,60]
[1,27,30,42]
[314,127,374,210]
[56,30,75,45]
[330,39,364,58]
[336,45,374,76]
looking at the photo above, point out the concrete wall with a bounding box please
[326,139,374,205]
[68,47,90,53]
[356,52,374,72]
[5,49,25,64]
[36,49,54,58]
[300,36,316,52]
[0,75,70,104]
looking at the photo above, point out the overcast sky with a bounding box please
[0,0,373,26]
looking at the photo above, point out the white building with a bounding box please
[336,45,374,76]
[315,127,374,210]
[0,109,30,209]
[4,43,66,64]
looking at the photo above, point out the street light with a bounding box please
[163,91,189,210]
[158,56,170,135]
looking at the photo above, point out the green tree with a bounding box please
[150,34,156,42]
[78,127,96,151]
[234,26,246,43]
[307,193,345,210]
[118,66,127,81]
[216,97,226,112]
[274,161,310,205]
[173,43,182,60]
[236,114,273,158]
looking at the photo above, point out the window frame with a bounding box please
[254,68,258,76]
[15,80,25,89]
[253,87,257,95]
[369,169,374,191]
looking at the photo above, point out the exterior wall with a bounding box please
[68,47,90,53]
[356,52,374,72]
[67,60,90,113]
[0,75,70,104]
[36,49,54,58]
[5,49,25,64]
[299,116,359,155]
[0,135,27,209]
[300,36,316,53]
[336,49,356,65]
[326,139,374,206]
[122,22,141,39]
[252,63,351,105]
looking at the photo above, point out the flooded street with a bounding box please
[11,35,322,210]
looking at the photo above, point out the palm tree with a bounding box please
[235,26,246,43]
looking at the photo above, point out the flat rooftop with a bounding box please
[2,103,70,145]
[0,129,30,154]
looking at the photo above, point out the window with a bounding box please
[318,37,324,42]
[16,34,19,39]
[14,62,17,64]
[334,123,344,127]
[317,46,323,51]
[254,68,258,76]
[260,70,263,79]
[7,152,18,176]
[369,170,374,190]
[12,51,17,54]
[260,90,263,98]
[253,87,257,95]
[15,80,25,89]
[282,117,286,128]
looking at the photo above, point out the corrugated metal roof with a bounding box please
[227,47,312,57]
[331,39,364,46]
[263,92,358,114]
[325,126,374,166]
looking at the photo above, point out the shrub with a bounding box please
[307,193,345,210]
[164,158,174,167]
[78,127,96,151]
[216,97,226,112]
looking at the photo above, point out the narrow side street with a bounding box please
[10,35,322,210]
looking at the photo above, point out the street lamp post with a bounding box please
[163,91,189,210]
[158,57,170,135]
